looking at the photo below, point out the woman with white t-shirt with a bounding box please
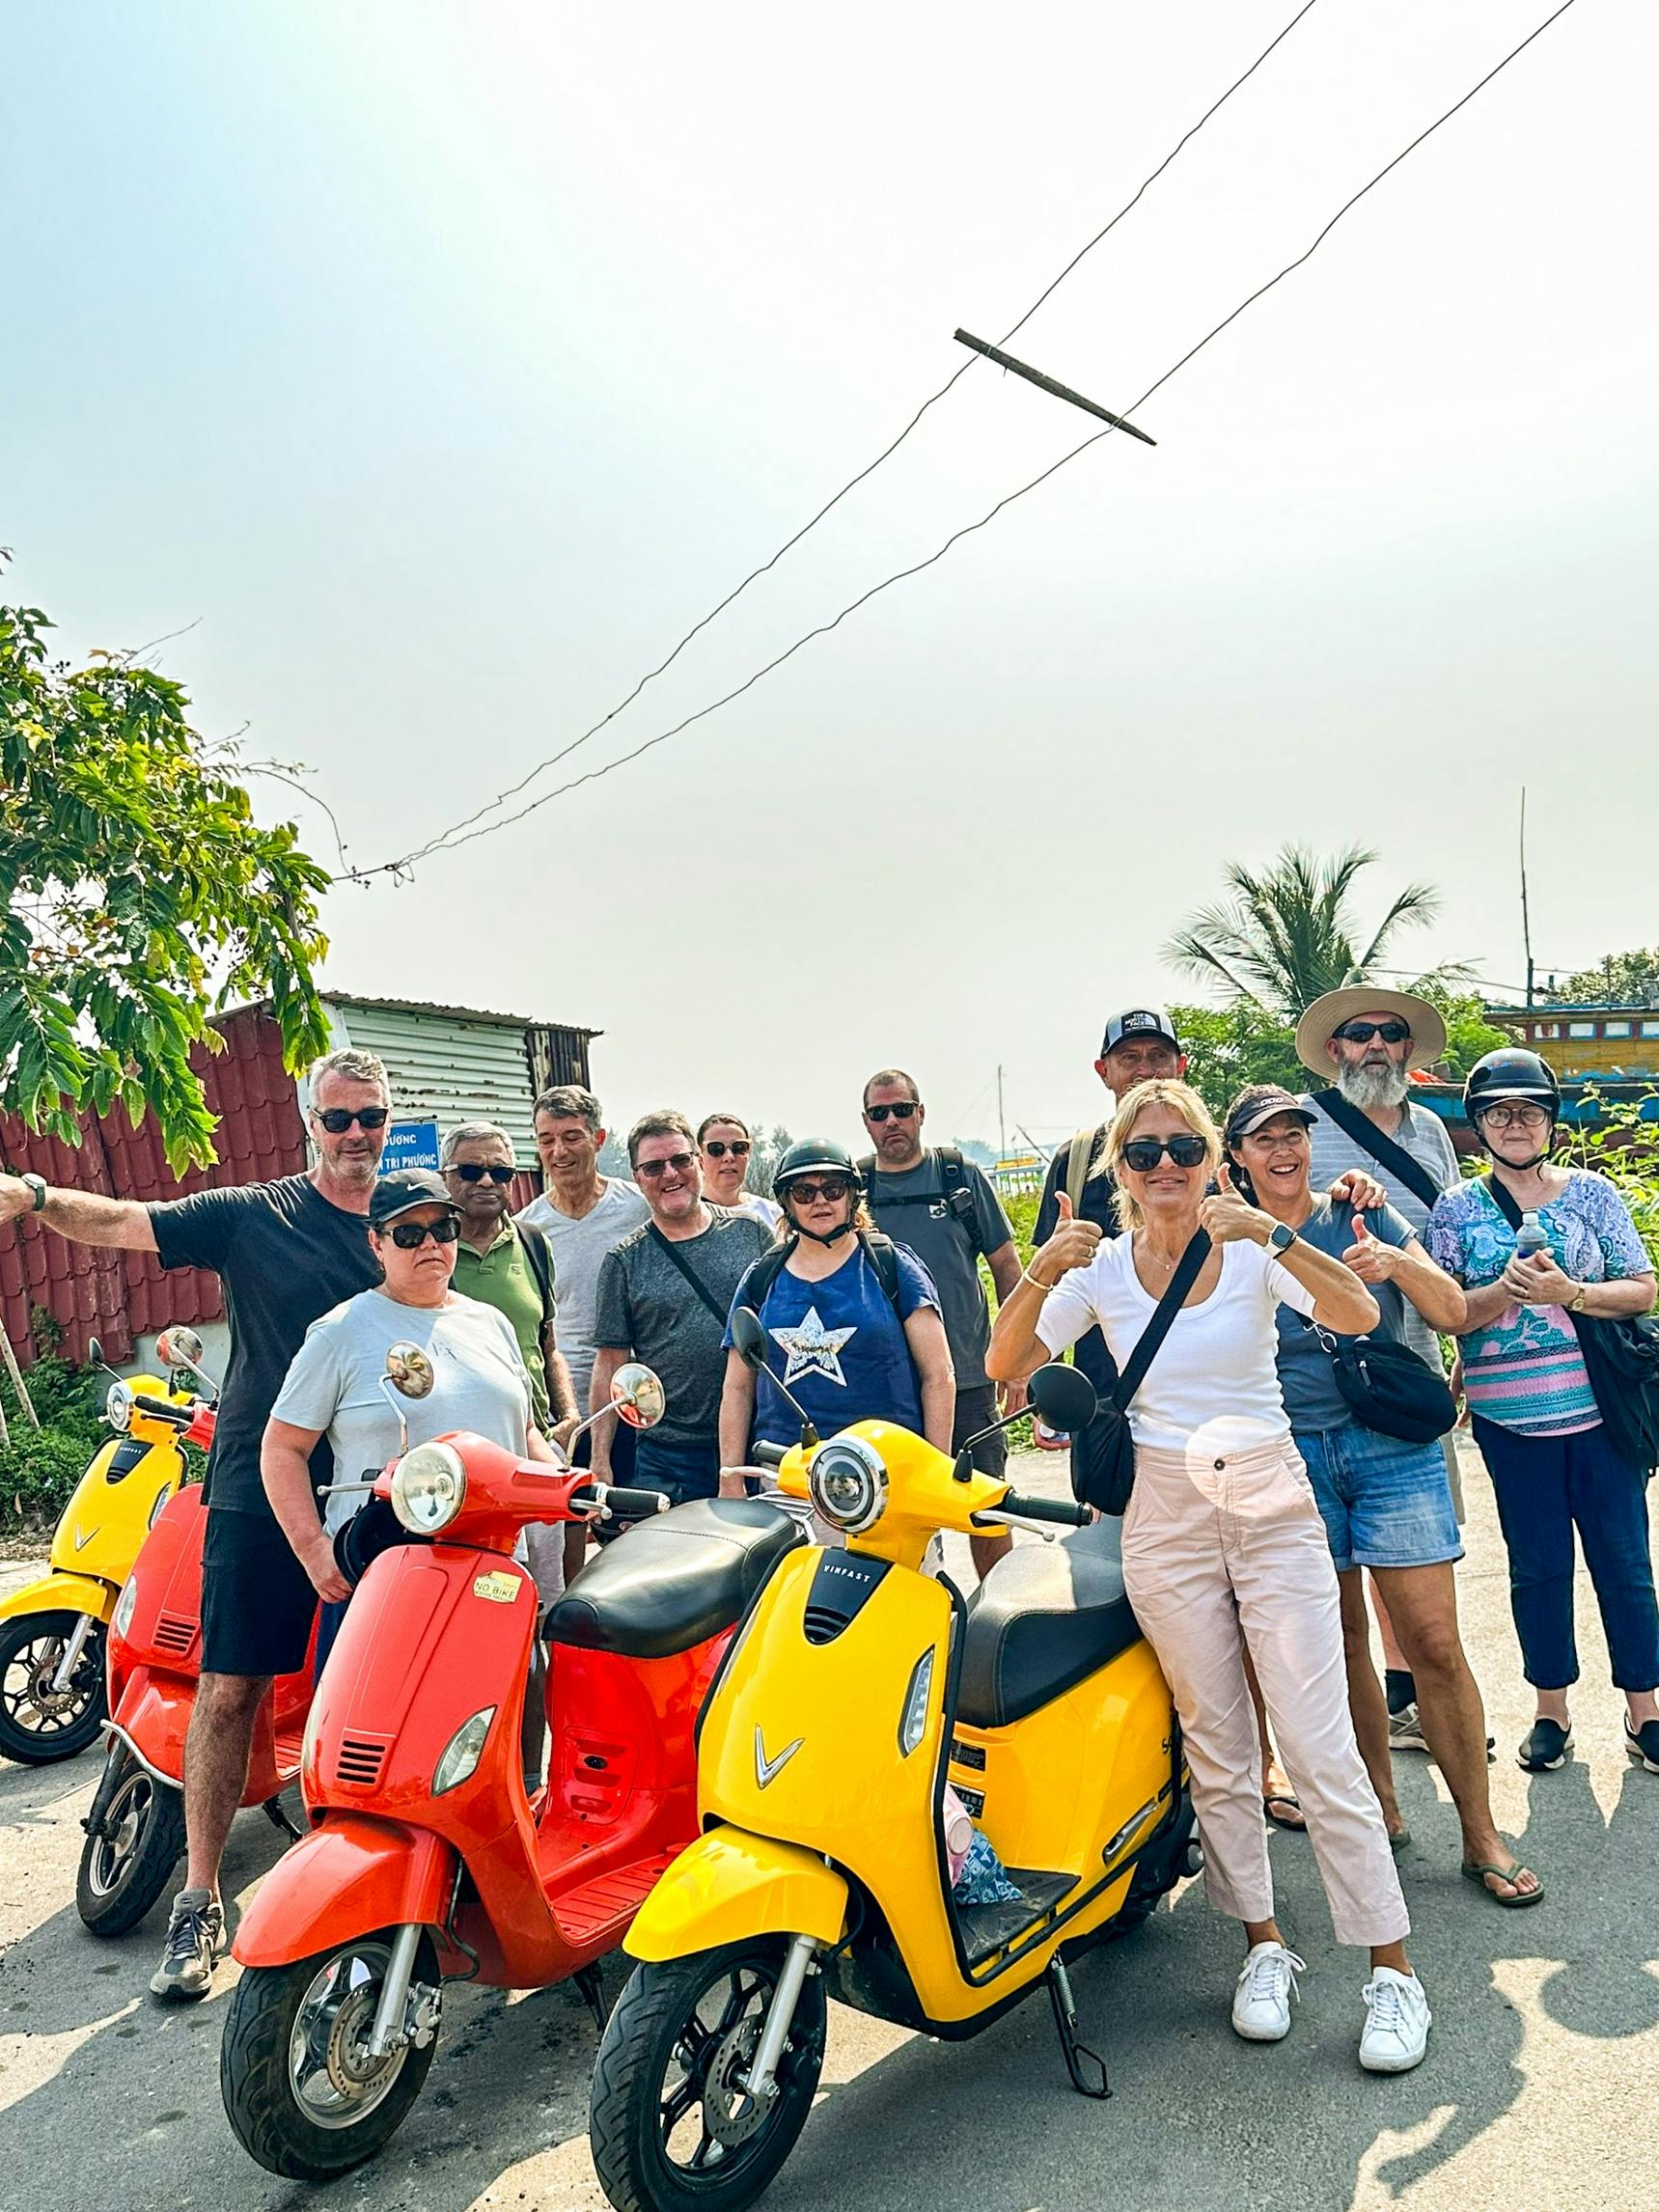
[986,1080,1430,2074]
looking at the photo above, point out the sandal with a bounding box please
[1263,1789,1306,1833]
[1518,1718,1572,1771]
[1461,1856,1545,1908]
[1389,1826,1412,1855]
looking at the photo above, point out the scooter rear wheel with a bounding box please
[590,1939,827,2212]
[220,1929,440,2181]
[75,1748,186,1935]
[0,1612,107,1765]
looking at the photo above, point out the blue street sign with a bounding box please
[379,1118,441,1175]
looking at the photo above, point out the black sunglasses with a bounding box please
[315,1106,390,1133]
[866,1101,919,1122]
[1121,1135,1209,1172]
[636,1151,696,1179]
[449,1162,515,1185]
[1334,1020,1411,1045]
[385,1216,460,1249]
[788,1176,851,1204]
[703,1139,751,1159]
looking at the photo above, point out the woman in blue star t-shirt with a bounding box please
[718,1141,953,1512]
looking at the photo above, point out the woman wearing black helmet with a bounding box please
[1426,1050,1659,1776]
[716,1138,955,1514]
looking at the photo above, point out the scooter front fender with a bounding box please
[0,1570,114,1627]
[626,1829,847,1963]
[232,1816,456,1969]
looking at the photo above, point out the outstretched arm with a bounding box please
[0,1175,157,1252]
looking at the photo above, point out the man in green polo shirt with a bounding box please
[442,1120,578,1444]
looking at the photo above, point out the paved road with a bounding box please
[3,1446,1656,2212]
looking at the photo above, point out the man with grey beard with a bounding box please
[1297,988,1465,1756]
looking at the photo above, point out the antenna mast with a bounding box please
[1519,787,1535,1008]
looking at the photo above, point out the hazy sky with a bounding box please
[7,2,1655,1153]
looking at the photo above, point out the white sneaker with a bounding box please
[1359,1967,1431,2073]
[1231,1941,1305,2042]
[1388,1701,1429,1752]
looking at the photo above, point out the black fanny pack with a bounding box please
[1072,1230,1211,1516]
[1301,1317,1456,1445]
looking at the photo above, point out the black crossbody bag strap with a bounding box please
[647,1224,730,1327]
[1479,1174,1525,1231]
[1114,1230,1213,1409]
[1311,1088,1443,1213]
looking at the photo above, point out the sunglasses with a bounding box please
[703,1139,751,1160]
[1121,1135,1209,1173]
[788,1176,851,1205]
[314,1106,390,1133]
[636,1151,696,1179]
[384,1216,460,1249]
[1333,1021,1411,1045]
[1479,1103,1551,1130]
[449,1162,515,1185]
[865,1101,919,1122]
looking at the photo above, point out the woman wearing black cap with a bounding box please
[1426,1051,1659,1775]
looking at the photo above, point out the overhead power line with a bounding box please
[351,0,1325,881]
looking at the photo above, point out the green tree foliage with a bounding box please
[1554,948,1659,1006]
[1,589,332,1172]
[1170,1002,1303,1116]
[1164,844,1446,1019]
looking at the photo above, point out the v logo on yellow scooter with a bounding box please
[589,1362,1199,2212]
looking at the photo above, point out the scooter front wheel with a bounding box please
[75,1748,186,1934]
[220,1929,440,2180]
[0,1611,107,1765]
[590,1939,827,2212]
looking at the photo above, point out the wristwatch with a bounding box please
[1265,1221,1299,1257]
[19,1174,48,1214]
[1569,1284,1589,1313]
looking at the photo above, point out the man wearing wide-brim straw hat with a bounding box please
[1296,984,1465,1762]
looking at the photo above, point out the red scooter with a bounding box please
[219,1348,803,2182]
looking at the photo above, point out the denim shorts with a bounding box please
[1293,1423,1463,1575]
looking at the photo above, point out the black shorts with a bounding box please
[201,1507,318,1678]
[953,1383,1009,1478]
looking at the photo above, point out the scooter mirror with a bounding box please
[384,1342,437,1400]
[730,1307,767,1371]
[1028,1361,1097,1435]
[87,1338,103,1370]
[611,1362,667,1430]
[156,1326,206,1369]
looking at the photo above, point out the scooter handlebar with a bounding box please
[984,1490,1092,1529]
[568,1482,670,1522]
[751,1442,788,1469]
[128,1393,193,1428]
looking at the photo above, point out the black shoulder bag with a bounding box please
[1296,1203,1456,1446]
[1071,1230,1212,1517]
[1480,1174,1659,1472]
[1310,1088,1444,1213]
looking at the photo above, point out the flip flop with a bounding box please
[1461,1857,1545,1908]
[1263,1791,1306,1833]
[1389,1827,1412,1855]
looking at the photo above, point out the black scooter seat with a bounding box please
[956,1518,1142,1729]
[546,1497,803,1660]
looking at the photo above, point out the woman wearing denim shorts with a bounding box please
[1226,1086,1543,1908]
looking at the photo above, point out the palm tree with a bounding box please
[1164,844,1443,1019]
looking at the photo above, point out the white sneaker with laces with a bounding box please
[1388,1701,1428,1752]
[1359,1966,1431,2072]
[1231,1941,1305,2042]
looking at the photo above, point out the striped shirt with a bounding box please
[1302,1092,1460,1373]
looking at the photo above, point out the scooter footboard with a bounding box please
[233,1816,456,1968]
[626,1828,847,1963]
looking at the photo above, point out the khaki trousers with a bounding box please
[1121,1436,1409,1949]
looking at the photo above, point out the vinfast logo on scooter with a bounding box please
[801,1549,891,1646]
[754,1725,804,1788]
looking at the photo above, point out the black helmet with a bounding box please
[1463,1048,1561,1122]
[772,1137,861,1199]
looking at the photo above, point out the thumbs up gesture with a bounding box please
[1030,1187,1102,1287]
[1199,1160,1267,1246]
[1341,1211,1398,1284]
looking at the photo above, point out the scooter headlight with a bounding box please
[433,1705,495,1795]
[105,1381,133,1433]
[807,1436,888,1535]
[112,1574,138,1641]
[390,1441,467,1535]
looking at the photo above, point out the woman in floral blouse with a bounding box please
[1428,1051,1659,1777]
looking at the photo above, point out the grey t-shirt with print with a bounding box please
[514,1177,651,1410]
[863,1154,1013,1390]
[593,1208,774,1450]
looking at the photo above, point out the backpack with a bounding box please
[856,1146,982,1250]
[738,1230,904,1319]
[1064,1125,1104,1216]
[514,1218,556,1344]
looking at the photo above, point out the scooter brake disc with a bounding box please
[325,1985,401,2098]
[702,2020,769,2147]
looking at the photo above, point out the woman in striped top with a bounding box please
[1426,1050,1659,1776]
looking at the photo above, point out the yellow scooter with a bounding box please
[588,1321,1197,2212]
[0,1329,217,1765]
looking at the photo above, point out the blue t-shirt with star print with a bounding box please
[725,1239,941,1452]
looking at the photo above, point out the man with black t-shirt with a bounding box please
[0,1047,389,2001]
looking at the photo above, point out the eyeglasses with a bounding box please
[636,1152,696,1179]
[1121,1135,1209,1173]
[703,1139,751,1160]
[448,1162,515,1185]
[788,1176,851,1205]
[1479,1103,1551,1131]
[865,1101,919,1122]
[385,1216,460,1249]
[314,1106,390,1133]
[1333,1021,1411,1045]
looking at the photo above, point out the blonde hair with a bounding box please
[1098,1079,1222,1231]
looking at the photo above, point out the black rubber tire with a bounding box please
[75,1748,187,1936]
[590,1940,827,2212]
[0,1612,108,1765]
[220,1930,440,2181]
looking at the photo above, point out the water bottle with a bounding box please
[1513,1210,1548,1304]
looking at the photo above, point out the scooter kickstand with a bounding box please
[573,1962,607,2031]
[262,1793,303,1843]
[1045,1957,1110,2100]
